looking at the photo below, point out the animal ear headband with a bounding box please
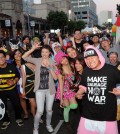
[9,40,20,50]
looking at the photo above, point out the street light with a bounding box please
[68,10,71,21]
[77,0,79,21]
[28,14,30,36]
[25,0,36,37]
[26,1,31,37]
[23,0,35,36]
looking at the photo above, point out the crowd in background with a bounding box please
[0,29,120,134]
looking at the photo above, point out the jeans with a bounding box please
[34,89,55,129]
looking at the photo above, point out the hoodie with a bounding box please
[84,45,105,70]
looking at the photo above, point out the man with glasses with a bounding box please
[100,37,120,63]
[108,52,120,66]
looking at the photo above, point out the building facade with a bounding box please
[32,0,76,21]
[22,0,50,36]
[98,10,113,26]
[0,0,84,37]
[0,0,50,37]
[71,0,98,26]
[0,0,24,37]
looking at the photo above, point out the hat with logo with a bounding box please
[84,48,98,58]
[84,45,105,70]
[99,37,109,42]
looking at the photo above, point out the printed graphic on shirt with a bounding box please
[39,66,49,89]
[87,76,107,105]
[76,47,81,53]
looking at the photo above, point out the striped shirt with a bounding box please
[0,63,20,91]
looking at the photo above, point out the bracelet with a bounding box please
[48,67,53,71]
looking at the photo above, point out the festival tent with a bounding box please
[81,26,93,33]
[81,26,101,34]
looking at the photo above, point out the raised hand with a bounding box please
[32,42,41,50]
[109,88,120,96]
[44,33,49,38]
[42,59,50,68]
[57,31,61,37]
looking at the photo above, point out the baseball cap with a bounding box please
[99,37,109,42]
[84,48,98,58]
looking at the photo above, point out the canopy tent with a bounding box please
[81,26,93,33]
[81,26,102,34]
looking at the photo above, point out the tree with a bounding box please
[67,20,86,34]
[102,22,113,30]
[76,20,86,31]
[47,11,68,30]
[67,20,76,34]
[102,22,107,27]
[94,25,103,30]
[47,11,86,34]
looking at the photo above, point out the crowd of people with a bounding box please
[0,29,120,134]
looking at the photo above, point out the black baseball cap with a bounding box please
[84,48,98,58]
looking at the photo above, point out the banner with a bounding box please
[30,21,35,27]
[5,20,11,27]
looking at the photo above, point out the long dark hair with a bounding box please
[74,57,86,75]
[65,46,78,66]
[57,56,74,76]
[12,49,22,66]
[65,46,78,57]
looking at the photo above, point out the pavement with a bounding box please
[0,100,80,134]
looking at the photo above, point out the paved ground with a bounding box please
[0,100,80,134]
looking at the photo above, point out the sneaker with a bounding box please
[46,125,54,133]
[1,121,10,129]
[16,119,24,126]
[33,129,38,134]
